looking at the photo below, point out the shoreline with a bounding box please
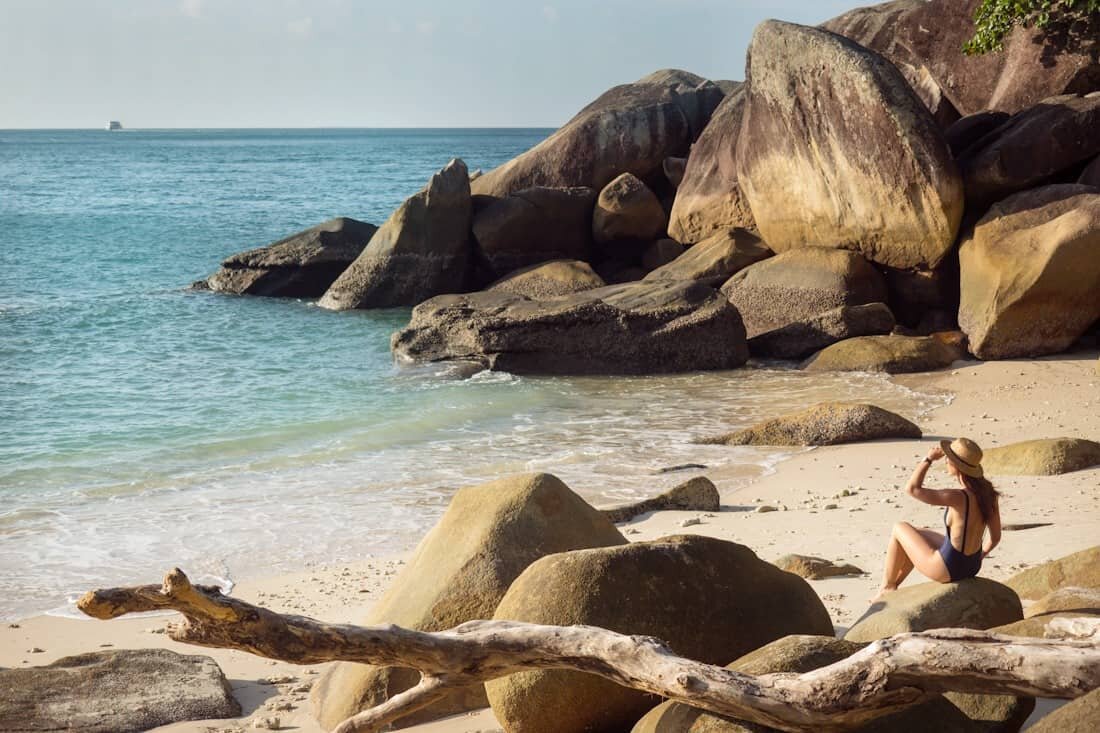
[2,352,1098,732]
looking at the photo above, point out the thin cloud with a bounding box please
[180,0,203,18]
[542,6,559,23]
[287,17,314,36]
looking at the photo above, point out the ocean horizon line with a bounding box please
[1,125,559,132]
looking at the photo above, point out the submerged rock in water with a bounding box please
[201,217,377,297]
[391,280,749,375]
[0,649,239,733]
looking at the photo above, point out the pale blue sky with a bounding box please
[1,0,857,128]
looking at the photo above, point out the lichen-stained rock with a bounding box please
[472,70,725,198]
[0,649,239,733]
[486,536,833,733]
[822,0,1100,116]
[318,159,471,309]
[593,173,668,244]
[801,333,966,374]
[471,186,596,276]
[601,476,720,523]
[201,217,377,297]
[489,260,605,299]
[720,247,888,338]
[957,185,1100,359]
[644,227,771,287]
[897,61,961,129]
[845,578,1022,642]
[958,93,1100,209]
[667,85,757,244]
[698,402,920,447]
[983,438,1100,476]
[310,473,626,729]
[1005,546,1100,600]
[734,21,963,270]
[748,303,896,360]
[391,280,749,376]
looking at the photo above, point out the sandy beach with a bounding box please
[3,352,1097,732]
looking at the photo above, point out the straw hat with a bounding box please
[940,437,984,478]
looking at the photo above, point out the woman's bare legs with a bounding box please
[873,522,948,602]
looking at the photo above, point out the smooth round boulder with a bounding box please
[720,247,888,338]
[958,185,1100,359]
[802,334,965,374]
[845,578,1023,642]
[319,159,471,309]
[735,21,963,269]
[1027,688,1100,733]
[601,476,721,523]
[471,186,596,277]
[667,86,757,244]
[982,438,1100,476]
[774,555,865,580]
[310,473,625,729]
[698,402,921,447]
[593,173,667,244]
[1006,546,1100,600]
[644,228,771,287]
[1025,587,1100,618]
[958,93,1100,208]
[486,536,834,733]
[748,303,896,360]
[489,260,605,299]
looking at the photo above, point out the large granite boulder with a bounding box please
[666,86,757,244]
[632,635,981,733]
[958,93,1100,208]
[1025,587,1100,618]
[0,649,239,733]
[957,185,1100,359]
[200,217,377,297]
[486,536,833,733]
[698,402,921,447]
[983,438,1100,476]
[593,173,667,244]
[845,578,1023,642]
[897,61,961,128]
[735,21,963,270]
[748,303,896,359]
[473,70,725,198]
[489,259,605,299]
[822,0,1100,116]
[319,159,472,309]
[720,247,888,338]
[644,227,771,287]
[945,111,1012,157]
[1006,546,1100,600]
[601,476,720,523]
[472,186,596,276]
[391,280,750,375]
[310,473,625,729]
[1027,688,1100,733]
[802,334,966,374]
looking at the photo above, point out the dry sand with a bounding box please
[2,353,1097,732]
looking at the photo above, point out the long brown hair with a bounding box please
[962,474,999,522]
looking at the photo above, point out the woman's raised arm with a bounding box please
[906,446,963,508]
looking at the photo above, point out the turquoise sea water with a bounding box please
[0,129,943,620]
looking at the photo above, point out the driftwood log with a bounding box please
[79,569,1100,733]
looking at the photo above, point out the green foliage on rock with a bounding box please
[966,0,1100,54]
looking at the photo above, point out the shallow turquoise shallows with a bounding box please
[0,129,941,619]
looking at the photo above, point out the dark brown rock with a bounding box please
[945,111,1011,157]
[882,261,959,330]
[601,476,721,523]
[319,159,471,309]
[1080,155,1100,187]
[593,173,667,244]
[802,333,966,374]
[489,260,605,299]
[473,70,725,198]
[0,649,239,733]
[897,61,962,128]
[486,536,834,733]
[822,0,1100,116]
[663,156,687,188]
[471,186,596,277]
[391,280,750,375]
[958,93,1100,208]
[641,238,684,272]
[202,217,377,297]
[644,227,771,287]
[748,303,896,360]
[958,185,1100,359]
[721,247,888,338]
[667,86,757,245]
[699,402,921,447]
[735,21,962,269]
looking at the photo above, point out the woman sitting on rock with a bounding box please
[873,438,1001,602]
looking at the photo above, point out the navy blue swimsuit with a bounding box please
[938,490,983,581]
